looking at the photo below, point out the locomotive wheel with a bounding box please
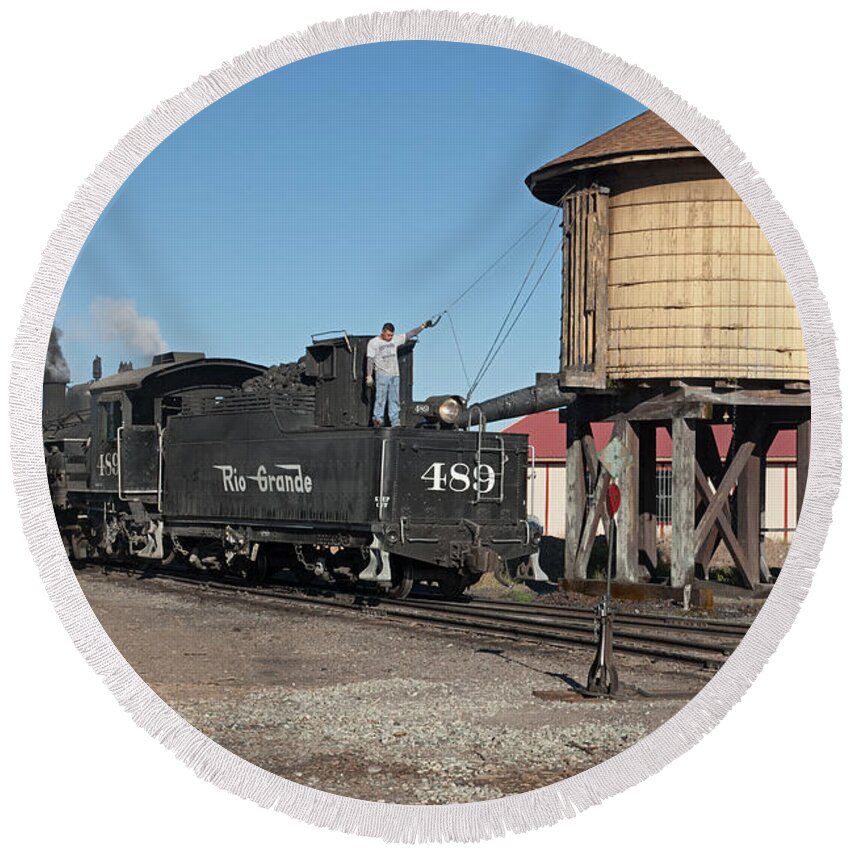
[161,537,177,566]
[248,548,270,585]
[61,532,87,562]
[387,560,414,599]
[437,573,468,599]
[70,532,89,562]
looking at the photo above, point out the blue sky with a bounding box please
[56,40,643,401]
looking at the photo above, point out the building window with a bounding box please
[656,465,672,525]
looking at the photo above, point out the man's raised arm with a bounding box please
[403,318,434,342]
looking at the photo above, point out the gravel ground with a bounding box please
[76,567,720,804]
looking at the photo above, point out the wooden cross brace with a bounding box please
[572,418,626,578]
[574,468,613,579]
[690,422,768,590]
[693,463,752,587]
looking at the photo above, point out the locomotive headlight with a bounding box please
[437,396,463,424]
[416,395,466,425]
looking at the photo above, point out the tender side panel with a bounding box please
[162,411,382,527]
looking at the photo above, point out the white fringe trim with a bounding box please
[8,10,840,843]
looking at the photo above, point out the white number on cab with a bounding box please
[97,451,119,477]
[421,462,496,493]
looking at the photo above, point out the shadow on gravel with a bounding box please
[475,647,587,695]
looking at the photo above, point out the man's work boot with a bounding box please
[372,419,382,428]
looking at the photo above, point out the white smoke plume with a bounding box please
[45,325,71,383]
[90,297,169,358]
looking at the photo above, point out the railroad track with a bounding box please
[437,596,752,638]
[84,563,747,668]
[365,594,743,668]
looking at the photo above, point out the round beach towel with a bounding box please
[5,5,843,846]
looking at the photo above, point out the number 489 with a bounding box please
[421,462,496,493]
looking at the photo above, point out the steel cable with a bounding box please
[466,235,564,400]
[445,310,471,390]
[465,209,560,399]
[436,209,552,317]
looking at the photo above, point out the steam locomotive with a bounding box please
[44,334,557,598]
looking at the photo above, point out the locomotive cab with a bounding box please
[67,353,266,560]
[87,352,266,499]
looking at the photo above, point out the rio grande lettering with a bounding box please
[213,463,313,494]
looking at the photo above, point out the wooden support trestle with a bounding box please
[561,383,810,588]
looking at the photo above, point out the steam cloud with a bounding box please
[90,297,169,358]
[45,325,71,383]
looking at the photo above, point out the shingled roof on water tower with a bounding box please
[526,110,708,204]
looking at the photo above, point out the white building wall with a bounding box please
[526,460,796,541]
[764,464,797,540]
[526,462,566,538]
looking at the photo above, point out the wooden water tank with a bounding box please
[525,110,807,387]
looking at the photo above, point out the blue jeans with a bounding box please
[373,374,400,426]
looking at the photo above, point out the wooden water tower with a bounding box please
[526,110,810,589]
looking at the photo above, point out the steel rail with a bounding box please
[359,595,740,656]
[426,596,753,638]
[85,564,734,668]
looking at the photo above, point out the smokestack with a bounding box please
[92,355,102,382]
[44,325,71,384]
[43,325,70,423]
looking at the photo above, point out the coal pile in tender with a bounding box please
[242,357,315,396]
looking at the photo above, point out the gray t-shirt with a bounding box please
[366,332,412,378]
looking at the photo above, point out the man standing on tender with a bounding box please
[366,319,433,427]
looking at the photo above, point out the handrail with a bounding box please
[310,329,352,352]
